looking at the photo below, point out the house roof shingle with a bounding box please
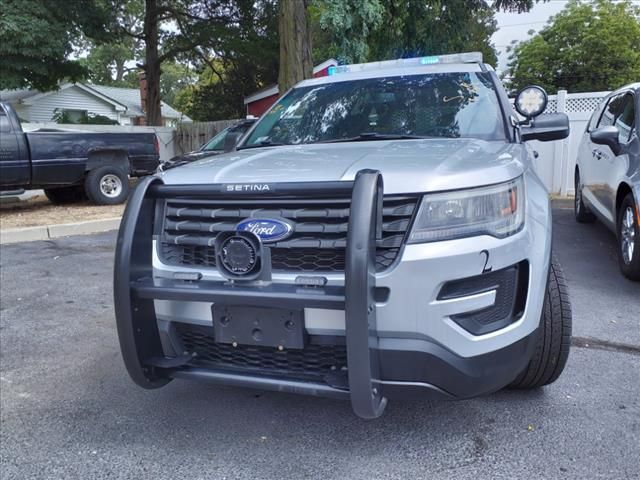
[88,84,185,119]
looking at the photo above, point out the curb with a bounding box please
[1,217,122,245]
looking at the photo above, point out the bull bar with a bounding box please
[114,170,389,418]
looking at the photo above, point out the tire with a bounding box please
[84,166,129,205]
[617,193,640,281]
[44,186,87,204]
[574,169,595,223]
[510,256,572,389]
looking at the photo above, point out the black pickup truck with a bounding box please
[0,102,160,204]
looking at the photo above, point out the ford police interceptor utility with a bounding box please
[114,53,572,418]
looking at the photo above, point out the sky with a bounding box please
[492,0,640,73]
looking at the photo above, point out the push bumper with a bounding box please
[115,171,392,418]
[114,172,544,418]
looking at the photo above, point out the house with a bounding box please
[0,78,190,127]
[243,59,338,117]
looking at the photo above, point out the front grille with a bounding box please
[175,324,347,381]
[158,195,418,273]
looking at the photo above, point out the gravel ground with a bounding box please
[0,195,124,229]
[0,207,638,480]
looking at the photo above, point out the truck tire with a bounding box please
[617,193,640,281]
[85,166,129,205]
[574,170,595,223]
[509,257,572,389]
[44,186,87,204]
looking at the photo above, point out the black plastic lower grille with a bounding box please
[162,244,400,272]
[175,324,347,380]
[438,262,529,335]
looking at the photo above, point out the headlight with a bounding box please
[408,177,524,243]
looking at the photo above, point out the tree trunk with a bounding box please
[143,0,163,126]
[278,0,313,95]
[115,58,125,83]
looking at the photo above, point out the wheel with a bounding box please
[510,256,572,389]
[617,193,640,281]
[85,166,129,205]
[574,169,595,223]
[44,186,87,204]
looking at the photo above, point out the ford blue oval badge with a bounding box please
[236,218,294,243]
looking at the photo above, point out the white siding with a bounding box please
[12,103,29,121]
[21,86,120,123]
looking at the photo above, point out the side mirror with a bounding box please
[521,113,570,142]
[590,126,621,155]
[223,131,242,152]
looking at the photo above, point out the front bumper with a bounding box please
[114,171,550,418]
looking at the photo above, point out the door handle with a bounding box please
[592,149,603,160]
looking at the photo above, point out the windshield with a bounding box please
[200,127,231,151]
[242,72,506,147]
[200,122,253,151]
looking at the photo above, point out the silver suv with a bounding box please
[114,53,573,418]
[575,83,640,280]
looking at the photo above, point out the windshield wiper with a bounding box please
[320,133,433,144]
[237,139,287,150]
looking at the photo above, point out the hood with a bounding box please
[161,150,222,170]
[160,139,528,194]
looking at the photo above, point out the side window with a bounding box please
[598,94,623,128]
[587,100,605,132]
[614,93,635,143]
[0,110,12,133]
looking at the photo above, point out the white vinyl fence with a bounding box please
[525,90,609,195]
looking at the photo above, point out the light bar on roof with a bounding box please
[327,52,483,76]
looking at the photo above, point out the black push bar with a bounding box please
[114,170,388,418]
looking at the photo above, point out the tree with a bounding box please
[80,0,144,87]
[278,0,313,94]
[160,62,198,107]
[0,0,112,91]
[311,0,541,67]
[174,0,279,120]
[117,0,247,125]
[82,42,140,86]
[506,0,640,93]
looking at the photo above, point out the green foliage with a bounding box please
[176,0,279,121]
[160,62,198,107]
[52,108,120,125]
[0,0,112,91]
[507,0,640,93]
[78,0,144,87]
[81,42,140,86]
[311,0,521,66]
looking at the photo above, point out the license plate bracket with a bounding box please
[212,305,304,349]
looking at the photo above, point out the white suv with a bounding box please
[114,53,573,418]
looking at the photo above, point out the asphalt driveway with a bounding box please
[1,206,638,480]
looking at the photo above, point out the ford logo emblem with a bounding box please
[236,218,294,243]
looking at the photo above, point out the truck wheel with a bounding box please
[85,166,129,205]
[510,257,572,389]
[44,186,87,204]
[617,193,640,281]
[574,170,595,223]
